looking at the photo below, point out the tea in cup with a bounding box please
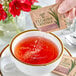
[10,30,64,76]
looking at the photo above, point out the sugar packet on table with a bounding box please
[53,55,76,76]
[30,3,67,32]
[68,57,76,76]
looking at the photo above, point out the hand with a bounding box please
[56,0,76,20]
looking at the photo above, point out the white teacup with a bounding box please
[10,30,64,76]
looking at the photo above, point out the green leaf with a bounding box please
[49,12,55,18]
[31,5,41,10]
[49,9,56,17]
[49,9,60,28]
[69,60,75,73]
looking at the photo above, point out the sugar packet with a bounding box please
[68,57,76,76]
[53,55,76,76]
[30,3,67,32]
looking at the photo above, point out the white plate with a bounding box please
[1,45,72,76]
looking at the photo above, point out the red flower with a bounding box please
[21,1,31,12]
[17,0,38,11]
[0,4,7,21]
[0,4,2,9]
[21,3,31,12]
[19,0,38,4]
[17,0,32,12]
[9,0,38,17]
[29,0,38,4]
[9,0,22,17]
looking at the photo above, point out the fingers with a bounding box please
[64,8,76,20]
[68,8,76,20]
[58,0,76,14]
[64,12,69,17]
[56,0,63,3]
[75,7,76,16]
[56,0,76,20]
[56,0,59,3]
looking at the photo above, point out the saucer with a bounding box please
[0,45,72,76]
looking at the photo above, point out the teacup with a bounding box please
[10,30,64,76]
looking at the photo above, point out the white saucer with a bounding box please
[1,45,72,76]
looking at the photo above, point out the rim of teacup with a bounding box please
[10,29,64,66]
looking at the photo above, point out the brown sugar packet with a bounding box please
[68,57,76,76]
[52,55,74,76]
[30,3,67,32]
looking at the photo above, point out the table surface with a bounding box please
[0,1,76,76]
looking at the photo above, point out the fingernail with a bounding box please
[68,14,74,20]
[58,7,64,14]
[56,0,59,3]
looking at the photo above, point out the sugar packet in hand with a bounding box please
[30,3,67,32]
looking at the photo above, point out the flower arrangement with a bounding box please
[0,0,39,22]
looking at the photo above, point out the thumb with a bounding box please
[56,0,60,3]
[58,0,76,14]
[56,0,63,3]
